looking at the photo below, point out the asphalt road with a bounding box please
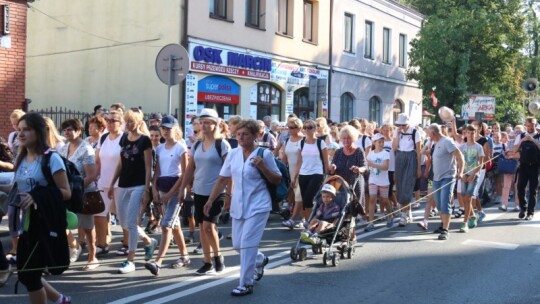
[1,203,540,304]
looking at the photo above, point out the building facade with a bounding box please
[24,0,423,127]
[186,0,331,124]
[0,0,27,137]
[25,0,184,115]
[330,0,423,126]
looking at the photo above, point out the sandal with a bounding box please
[454,208,464,218]
[231,285,253,296]
[6,252,16,264]
[82,261,100,271]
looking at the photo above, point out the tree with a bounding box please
[404,0,527,121]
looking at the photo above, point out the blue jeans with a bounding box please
[461,175,478,196]
[433,178,456,215]
[117,185,147,253]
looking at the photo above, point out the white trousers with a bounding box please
[232,212,269,286]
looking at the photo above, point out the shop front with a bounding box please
[185,38,329,127]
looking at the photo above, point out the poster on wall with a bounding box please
[184,74,199,135]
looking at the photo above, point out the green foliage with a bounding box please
[495,99,525,126]
[403,0,527,122]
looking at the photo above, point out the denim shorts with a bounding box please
[160,191,181,228]
[461,175,478,196]
[432,178,456,215]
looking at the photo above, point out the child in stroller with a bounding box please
[300,184,341,245]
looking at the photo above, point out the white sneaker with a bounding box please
[398,216,407,227]
[69,245,82,263]
[118,260,135,274]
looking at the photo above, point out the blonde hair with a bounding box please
[316,117,330,135]
[288,117,303,129]
[124,109,149,136]
[339,125,359,142]
[44,117,65,148]
[10,109,25,120]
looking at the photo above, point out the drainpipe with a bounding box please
[328,0,334,120]
[179,0,189,128]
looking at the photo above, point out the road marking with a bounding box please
[108,251,289,304]
[518,218,540,228]
[389,232,439,241]
[462,239,519,250]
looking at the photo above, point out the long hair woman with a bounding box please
[144,115,191,275]
[15,113,72,303]
[108,109,158,274]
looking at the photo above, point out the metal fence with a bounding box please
[30,107,90,132]
[29,106,179,132]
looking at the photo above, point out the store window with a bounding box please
[252,82,282,120]
[293,88,314,120]
[369,96,381,125]
[340,92,354,122]
[197,75,239,120]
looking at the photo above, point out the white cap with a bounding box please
[372,133,384,141]
[395,113,410,126]
[199,108,220,124]
[321,184,336,196]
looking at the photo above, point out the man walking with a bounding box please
[429,123,464,240]
[513,117,540,220]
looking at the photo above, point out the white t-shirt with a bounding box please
[355,135,372,153]
[97,133,122,189]
[367,150,390,186]
[284,138,302,177]
[300,140,327,175]
[156,141,187,177]
[393,127,421,152]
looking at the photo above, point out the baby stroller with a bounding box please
[290,175,365,267]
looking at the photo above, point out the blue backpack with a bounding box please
[256,148,290,202]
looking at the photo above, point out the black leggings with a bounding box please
[17,233,45,292]
[388,171,395,197]
[299,174,324,210]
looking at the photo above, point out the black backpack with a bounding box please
[519,133,540,166]
[41,150,85,213]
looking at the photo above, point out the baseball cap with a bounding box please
[321,184,336,197]
[160,115,178,129]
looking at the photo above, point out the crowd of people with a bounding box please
[0,102,539,302]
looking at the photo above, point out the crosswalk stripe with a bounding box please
[462,239,519,250]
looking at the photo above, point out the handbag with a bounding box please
[82,190,105,215]
[497,156,518,174]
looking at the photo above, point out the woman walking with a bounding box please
[178,108,230,275]
[60,119,99,270]
[15,113,72,303]
[108,109,158,274]
[206,119,281,296]
[144,116,191,275]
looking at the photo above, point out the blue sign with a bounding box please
[198,76,240,95]
[192,46,272,72]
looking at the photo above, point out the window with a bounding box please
[369,96,381,125]
[277,0,294,35]
[393,99,404,122]
[383,28,391,64]
[399,34,407,67]
[340,93,354,122]
[253,82,282,120]
[364,21,373,59]
[246,0,261,28]
[344,13,354,53]
[303,1,314,41]
[210,0,227,19]
[293,88,314,120]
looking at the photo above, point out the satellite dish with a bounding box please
[529,99,540,115]
[523,78,539,92]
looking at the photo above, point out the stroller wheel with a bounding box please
[322,252,328,265]
[298,248,308,261]
[281,209,291,220]
[332,253,340,266]
[290,248,298,261]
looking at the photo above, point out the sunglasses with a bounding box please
[303,126,315,130]
[288,125,298,129]
[106,119,120,123]
[130,107,141,113]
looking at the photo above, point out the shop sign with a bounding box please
[197,76,240,104]
[190,44,272,80]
